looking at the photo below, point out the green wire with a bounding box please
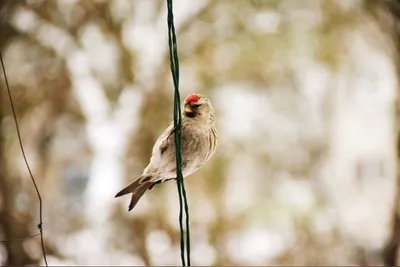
[167,0,191,266]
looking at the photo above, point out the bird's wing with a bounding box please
[144,121,176,177]
[152,121,175,156]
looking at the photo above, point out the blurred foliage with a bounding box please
[0,0,399,266]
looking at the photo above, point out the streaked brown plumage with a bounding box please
[115,93,217,211]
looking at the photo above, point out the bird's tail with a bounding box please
[115,175,154,211]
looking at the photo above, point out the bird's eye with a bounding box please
[191,104,201,110]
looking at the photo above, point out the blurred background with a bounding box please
[1,0,400,265]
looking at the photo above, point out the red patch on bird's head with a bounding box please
[185,94,200,103]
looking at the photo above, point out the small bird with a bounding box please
[115,93,217,211]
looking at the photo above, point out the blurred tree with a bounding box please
[0,1,41,265]
[1,0,398,265]
[366,0,400,265]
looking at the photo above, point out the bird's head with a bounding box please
[183,93,214,123]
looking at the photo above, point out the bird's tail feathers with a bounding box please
[127,182,152,211]
[115,175,154,211]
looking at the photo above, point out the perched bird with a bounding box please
[115,93,217,211]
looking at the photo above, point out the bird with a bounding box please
[115,93,217,211]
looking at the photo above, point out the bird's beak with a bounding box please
[185,105,193,114]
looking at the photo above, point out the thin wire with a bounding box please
[167,0,191,265]
[169,11,191,266]
[0,51,48,266]
[181,178,190,266]
[168,6,185,266]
